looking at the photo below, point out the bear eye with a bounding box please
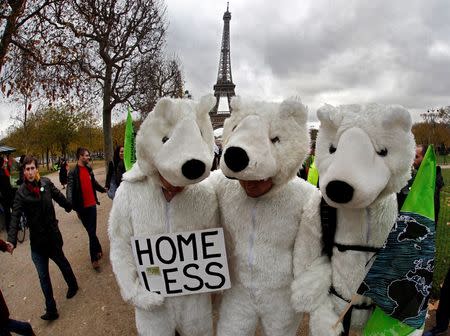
[271,136,280,144]
[162,136,169,143]
[232,125,237,132]
[377,148,388,157]
[329,144,336,154]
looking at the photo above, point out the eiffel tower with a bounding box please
[210,3,236,129]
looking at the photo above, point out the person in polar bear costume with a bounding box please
[209,96,321,336]
[108,95,219,336]
[291,103,416,335]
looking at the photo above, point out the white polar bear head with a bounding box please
[135,95,216,187]
[220,96,309,195]
[316,103,415,208]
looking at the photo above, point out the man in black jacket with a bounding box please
[7,156,78,321]
[67,147,106,270]
[0,156,14,232]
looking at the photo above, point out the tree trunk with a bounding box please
[46,148,50,171]
[0,0,26,74]
[102,65,113,168]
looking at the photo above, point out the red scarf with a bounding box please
[25,180,41,198]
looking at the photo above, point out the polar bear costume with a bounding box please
[210,97,321,336]
[291,103,415,335]
[108,95,219,336]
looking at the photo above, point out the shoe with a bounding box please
[66,285,78,299]
[92,260,100,271]
[40,311,59,320]
[423,327,448,336]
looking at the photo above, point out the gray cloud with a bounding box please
[165,0,450,122]
[1,0,447,133]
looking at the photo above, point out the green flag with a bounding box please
[124,107,136,171]
[360,146,436,336]
[401,147,436,218]
[307,155,319,186]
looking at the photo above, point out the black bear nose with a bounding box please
[224,146,249,172]
[326,180,354,203]
[182,159,205,180]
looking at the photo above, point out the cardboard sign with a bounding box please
[131,228,231,297]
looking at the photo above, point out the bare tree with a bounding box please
[0,0,27,73]
[2,0,184,163]
[0,0,54,79]
[134,55,184,119]
[34,0,167,163]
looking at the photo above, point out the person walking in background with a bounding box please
[0,238,36,336]
[7,156,78,321]
[16,155,26,186]
[424,267,450,336]
[0,157,14,233]
[1,155,11,177]
[59,159,69,189]
[67,147,106,271]
[105,146,125,199]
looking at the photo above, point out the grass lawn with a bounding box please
[434,166,450,296]
[436,154,449,166]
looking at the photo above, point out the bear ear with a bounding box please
[382,105,412,133]
[279,97,308,125]
[317,104,342,128]
[230,95,242,112]
[153,97,173,117]
[197,94,216,117]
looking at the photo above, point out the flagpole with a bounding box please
[332,294,360,330]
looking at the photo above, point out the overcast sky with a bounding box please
[1,0,450,136]
[165,0,450,121]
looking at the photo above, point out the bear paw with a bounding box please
[309,301,343,336]
[132,291,164,310]
[291,261,331,312]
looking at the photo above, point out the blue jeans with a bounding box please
[31,248,78,313]
[0,319,34,336]
[77,206,102,262]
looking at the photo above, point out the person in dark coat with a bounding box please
[67,147,106,270]
[0,157,14,232]
[7,156,78,321]
[423,266,450,336]
[16,155,26,186]
[105,146,125,198]
[0,238,36,336]
[59,159,69,189]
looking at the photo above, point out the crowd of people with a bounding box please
[0,146,125,334]
[0,142,448,335]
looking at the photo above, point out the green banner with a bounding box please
[401,146,436,218]
[363,307,419,335]
[362,146,436,335]
[124,107,136,171]
[307,155,319,186]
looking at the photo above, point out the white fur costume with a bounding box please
[210,97,321,336]
[291,103,415,335]
[108,96,219,336]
